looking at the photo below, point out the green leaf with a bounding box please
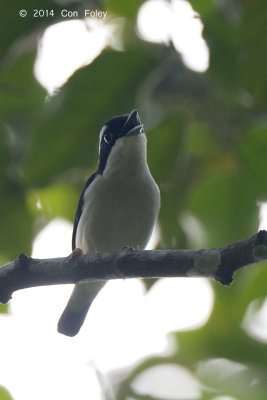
[187,168,259,247]
[0,303,9,314]
[27,184,78,222]
[105,0,144,20]
[0,386,13,400]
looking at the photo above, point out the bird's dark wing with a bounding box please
[72,172,97,251]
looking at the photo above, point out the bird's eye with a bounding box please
[104,133,113,144]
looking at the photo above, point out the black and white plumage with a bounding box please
[57,110,160,336]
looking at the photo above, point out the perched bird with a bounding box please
[58,109,160,336]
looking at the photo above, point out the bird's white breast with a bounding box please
[76,134,160,253]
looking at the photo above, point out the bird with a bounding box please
[57,109,160,336]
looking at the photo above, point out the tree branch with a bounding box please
[0,230,267,304]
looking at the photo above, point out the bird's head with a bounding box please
[97,109,147,175]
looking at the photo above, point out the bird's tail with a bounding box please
[57,281,105,336]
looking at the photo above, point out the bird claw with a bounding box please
[66,248,83,262]
[121,245,139,254]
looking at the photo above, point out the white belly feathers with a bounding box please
[76,168,160,253]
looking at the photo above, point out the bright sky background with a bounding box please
[34,0,209,95]
[0,219,214,400]
[137,0,209,72]
[34,17,124,95]
[1,1,267,399]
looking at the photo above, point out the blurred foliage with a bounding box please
[1,0,267,399]
[0,387,13,400]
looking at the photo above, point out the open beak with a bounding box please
[120,109,144,137]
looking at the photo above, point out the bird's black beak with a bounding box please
[120,109,144,138]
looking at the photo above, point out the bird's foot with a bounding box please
[66,248,83,262]
[115,246,139,267]
[121,245,139,254]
